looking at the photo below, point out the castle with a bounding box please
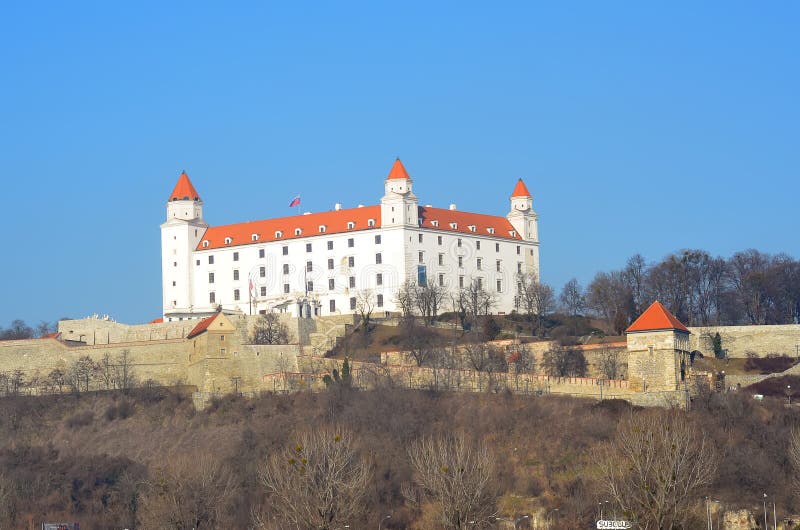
[161,159,540,321]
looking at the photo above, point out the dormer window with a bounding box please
[294,228,302,236]
[449,222,458,230]
[487,227,495,235]
[224,237,232,245]
[347,221,355,229]
[319,225,327,233]
[275,230,283,239]
[468,225,476,232]
[367,219,375,227]
[431,220,439,227]
[509,230,517,237]
[202,240,210,248]
[251,234,260,241]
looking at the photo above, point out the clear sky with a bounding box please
[1,1,798,326]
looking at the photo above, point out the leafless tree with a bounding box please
[415,280,448,325]
[67,356,97,392]
[559,278,585,317]
[461,279,496,321]
[259,426,370,530]
[587,271,634,334]
[790,428,800,499]
[97,352,115,390]
[114,350,137,391]
[516,272,554,336]
[139,453,237,529]
[251,313,292,345]
[395,279,417,317]
[597,346,623,380]
[542,344,587,377]
[407,432,496,529]
[507,342,535,375]
[400,318,441,367]
[598,410,718,530]
[0,319,34,340]
[355,288,376,334]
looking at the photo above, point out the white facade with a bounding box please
[161,161,539,321]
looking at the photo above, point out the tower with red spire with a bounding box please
[506,178,539,276]
[380,158,419,228]
[161,171,208,320]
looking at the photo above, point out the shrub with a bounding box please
[66,411,94,429]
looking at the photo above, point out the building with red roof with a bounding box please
[161,160,539,321]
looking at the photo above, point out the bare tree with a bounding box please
[114,350,137,391]
[559,278,585,317]
[597,346,623,380]
[542,344,587,377]
[400,318,441,367]
[67,356,97,392]
[259,427,370,530]
[790,428,800,499]
[139,453,237,529]
[415,280,447,325]
[395,279,417,317]
[598,410,718,530]
[587,271,634,334]
[0,319,34,340]
[516,272,554,336]
[407,433,496,529]
[251,313,292,345]
[355,288,376,334]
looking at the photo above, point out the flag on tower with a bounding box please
[289,195,301,208]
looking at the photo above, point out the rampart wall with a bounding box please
[688,324,800,358]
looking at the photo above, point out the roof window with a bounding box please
[202,240,209,248]
[319,225,327,233]
[294,228,302,236]
[487,227,495,234]
[275,230,283,239]
[347,221,355,229]
[431,220,439,227]
[251,233,260,241]
[468,225,476,232]
[367,219,375,227]
[449,222,458,230]
[509,230,517,237]
[224,237,232,245]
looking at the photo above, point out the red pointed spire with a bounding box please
[386,158,411,180]
[626,301,689,333]
[511,178,531,198]
[169,171,201,201]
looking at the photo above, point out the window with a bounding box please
[234,289,240,301]
[347,221,355,229]
[209,255,214,265]
[220,348,226,355]
[209,272,215,284]
[376,253,382,264]
[438,273,445,287]
[517,245,521,255]
[224,237,232,244]
[496,242,500,252]
[202,240,209,248]
[438,253,444,266]
[517,262,523,273]
[283,263,289,274]
[477,258,482,270]
[459,276,464,288]
[233,252,239,261]
[438,235,443,245]
[469,225,476,233]
[233,269,239,280]
[327,240,333,250]
[349,276,356,288]
[368,218,376,227]
[196,259,200,266]
[348,238,354,248]
[275,230,283,239]
[348,256,355,267]
[531,249,535,256]
[496,260,501,272]
[350,297,357,310]
[477,278,483,290]
[252,234,259,241]
[328,258,334,270]
[209,292,216,303]
[458,256,463,267]
[260,286,266,296]
[432,220,439,228]
[330,299,336,312]
[307,281,314,292]
[260,266,266,277]
[375,234,381,244]
[488,227,495,235]
[328,278,335,290]
[306,261,313,272]
[294,228,302,236]
[450,222,458,229]
[376,273,383,286]
[476,241,481,250]
[173,262,177,267]
[497,279,502,292]
[457,238,462,247]
[417,265,427,284]
[282,246,288,255]
[284,283,290,294]
[259,249,265,258]
[418,233,423,243]
[319,225,326,233]
[418,251,424,263]
[377,294,384,307]
[306,243,312,252]
[172,281,176,286]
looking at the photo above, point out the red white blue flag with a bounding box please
[289,195,301,207]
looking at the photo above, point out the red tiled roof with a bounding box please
[150,317,164,324]
[626,301,689,333]
[386,158,411,180]
[187,314,218,339]
[511,178,531,198]
[169,171,201,202]
[197,204,521,251]
[41,332,61,339]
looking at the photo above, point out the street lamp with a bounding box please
[788,385,792,405]
[379,514,391,530]
[514,514,530,529]
[763,494,768,530]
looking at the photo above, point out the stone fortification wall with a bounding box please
[688,324,800,358]
[58,318,197,345]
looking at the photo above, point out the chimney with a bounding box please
[334,203,342,211]
[449,203,457,211]
[357,204,364,208]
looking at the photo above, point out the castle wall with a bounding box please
[687,324,800,358]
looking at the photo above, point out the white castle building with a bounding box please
[160,159,539,321]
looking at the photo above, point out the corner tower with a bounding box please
[380,158,419,227]
[161,171,208,321]
[507,178,540,276]
[625,301,690,392]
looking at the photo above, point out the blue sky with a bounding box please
[1,1,798,326]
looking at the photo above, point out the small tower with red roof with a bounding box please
[506,178,539,274]
[625,301,691,392]
[380,158,419,227]
[161,171,208,321]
